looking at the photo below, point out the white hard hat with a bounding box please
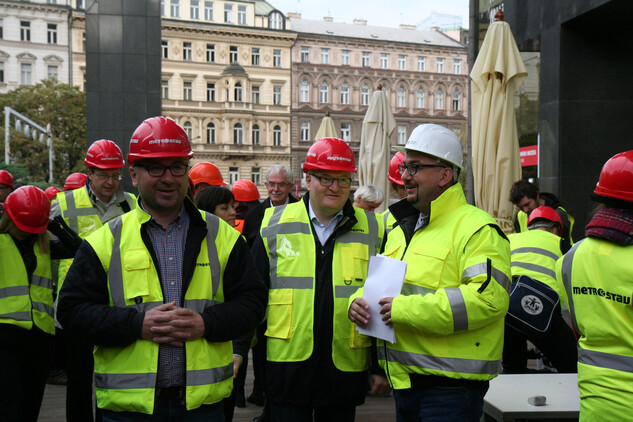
[394,124,463,170]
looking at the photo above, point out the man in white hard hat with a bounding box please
[349,124,511,421]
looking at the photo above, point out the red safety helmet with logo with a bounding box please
[593,150,633,203]
[5,186,51,234]
[45,186,62,201]
[527,206,563,234]
[64,173,87,191]
[85,139,125,169]
[302,137,357,173]
[388,152,406,185]
[0,169,14,188]
[233,179,260,202]
[127,116,194,166]
[190,162,228,186]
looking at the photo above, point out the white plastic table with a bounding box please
[483,373,580,421]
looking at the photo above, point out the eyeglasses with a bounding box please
[398,163,445,176]
[93,172,122,181]
[309,174,352,188]
[135,163,189,177]
[265,182,288,189]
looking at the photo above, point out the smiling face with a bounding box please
[401,150,453,215]
[266,171,293,206]
[213,199,236,227]
[88,167,121,203]
[306,170,351,223]
[130,157,190,224]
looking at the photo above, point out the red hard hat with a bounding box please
[593,150,633,202]
[0,169,14,188]
[233,179,260,202]
[189,162,228,186]
[5,186,51,234]
[45,186,62,201]
[127,116,194,166]
[85,139,125,169]
[64,173,87,191]
[388,152,406,185]
[303,137,356,173]
[527,206,562,233]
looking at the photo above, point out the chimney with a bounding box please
[287,12,301,19]
[323,16,333,22]
[353,19,367,25]
[399,24,416,30]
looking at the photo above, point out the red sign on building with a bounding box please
[520,145,538,167]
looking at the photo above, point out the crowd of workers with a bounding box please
[0,116,632,422]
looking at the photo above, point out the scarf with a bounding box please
[585,207,633,245]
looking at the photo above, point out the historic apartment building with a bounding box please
[0,0,70,93]
[289,16,468,190]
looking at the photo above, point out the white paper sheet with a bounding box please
[356,254,407,343]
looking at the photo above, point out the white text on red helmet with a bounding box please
[148,139,183,145]
[327,156,351,162]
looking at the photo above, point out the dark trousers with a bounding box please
[101,398,224,421]
[0,326,53,422]
[223,357,248,422]
[393,383,488,422]
[270,403,355,422]
[65,329,100,421]
[250,322,268,397]
[502,311,578,374]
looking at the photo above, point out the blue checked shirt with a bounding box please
[143,202,189,388]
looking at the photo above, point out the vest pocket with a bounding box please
[350,323,371,349]
[265,290,293,339]
[122,248,151,300]
[406,246,450,290]
[341,244,369,282]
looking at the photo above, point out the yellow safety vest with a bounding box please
[381,209,398,235]
[0,234,54,334]
[86,208,235,414]
[260,202,384,372]
[558,238,633,421]
[516,207,575,243]
[359,183,510,388]
[508,230,563,298]
[55,187,136,291]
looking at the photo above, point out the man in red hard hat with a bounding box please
[189,162,228,193]
[503,206,577,374]
[50,139,136,421]
[58,116,266,420]
[253,137,388,421]
[232,179,260,235]
[63,172,87,191]
[0,169,14,217]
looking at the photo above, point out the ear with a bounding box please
[129,166,139,188]
[438,167,454,188]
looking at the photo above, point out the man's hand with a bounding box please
[142,301,206,347]
[348,298,371,328]
[368,374,391,397]
[379,297,394,326]
[233,355,243,379]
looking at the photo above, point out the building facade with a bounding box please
[0,0,71,93]
[289,16,468,191]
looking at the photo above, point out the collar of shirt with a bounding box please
[308,200,344,245]
[138,198,188,230]
[414,213,430,232]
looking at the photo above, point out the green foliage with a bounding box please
[0,79,86,185]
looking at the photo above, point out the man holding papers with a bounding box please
[349,124,511,422]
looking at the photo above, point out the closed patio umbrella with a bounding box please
[358,86,396,213]
[470,11,527,233]
[315,112,337,140]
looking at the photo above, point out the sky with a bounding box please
[269,0,470,29]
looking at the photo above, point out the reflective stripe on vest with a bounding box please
[379,347,500,376]
[62,189,99,233]
[462,262,511,292]
[560,240,585,336]
[510,262,556,280]
[0,285,30,298]
[401,283,435,296]
[445,288,468,332]
[579,348,633,373]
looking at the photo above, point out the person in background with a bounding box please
[45,186,61,202]
[0,186,81,421]
[189,162,228,194]
[195,186,237,228]
[0,169,14,217]
[557,150,633,421]
[63,173,87,191]
[503,206,577,374]
[353,185,384,212]
[58,116,267,421]
[349,124,510,422]
[233,179,261,235]
[510,179,574,249]
[383,152,407,233]
[51,139,136,422]
[253,137,388,422]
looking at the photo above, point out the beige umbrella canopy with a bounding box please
[358,86,396,213]
[315,112,338,140]
[470,11,527,233]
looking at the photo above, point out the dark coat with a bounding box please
[242,194,299,248]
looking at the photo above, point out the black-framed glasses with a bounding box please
[309,174,352,188]
[135,163,189,177]
[398,163,444,176]
[265,182,288,189]
[93,172,122,181]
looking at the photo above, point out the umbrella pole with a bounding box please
[465,0,479,205]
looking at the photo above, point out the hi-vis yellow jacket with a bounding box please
[260,201,384,372]
[85,208,234,414]
[352,183,511,389]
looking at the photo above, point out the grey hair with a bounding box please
[354,185,384,203]
[266,164,294,184]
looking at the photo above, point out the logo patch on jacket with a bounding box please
[277,235,300,257]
